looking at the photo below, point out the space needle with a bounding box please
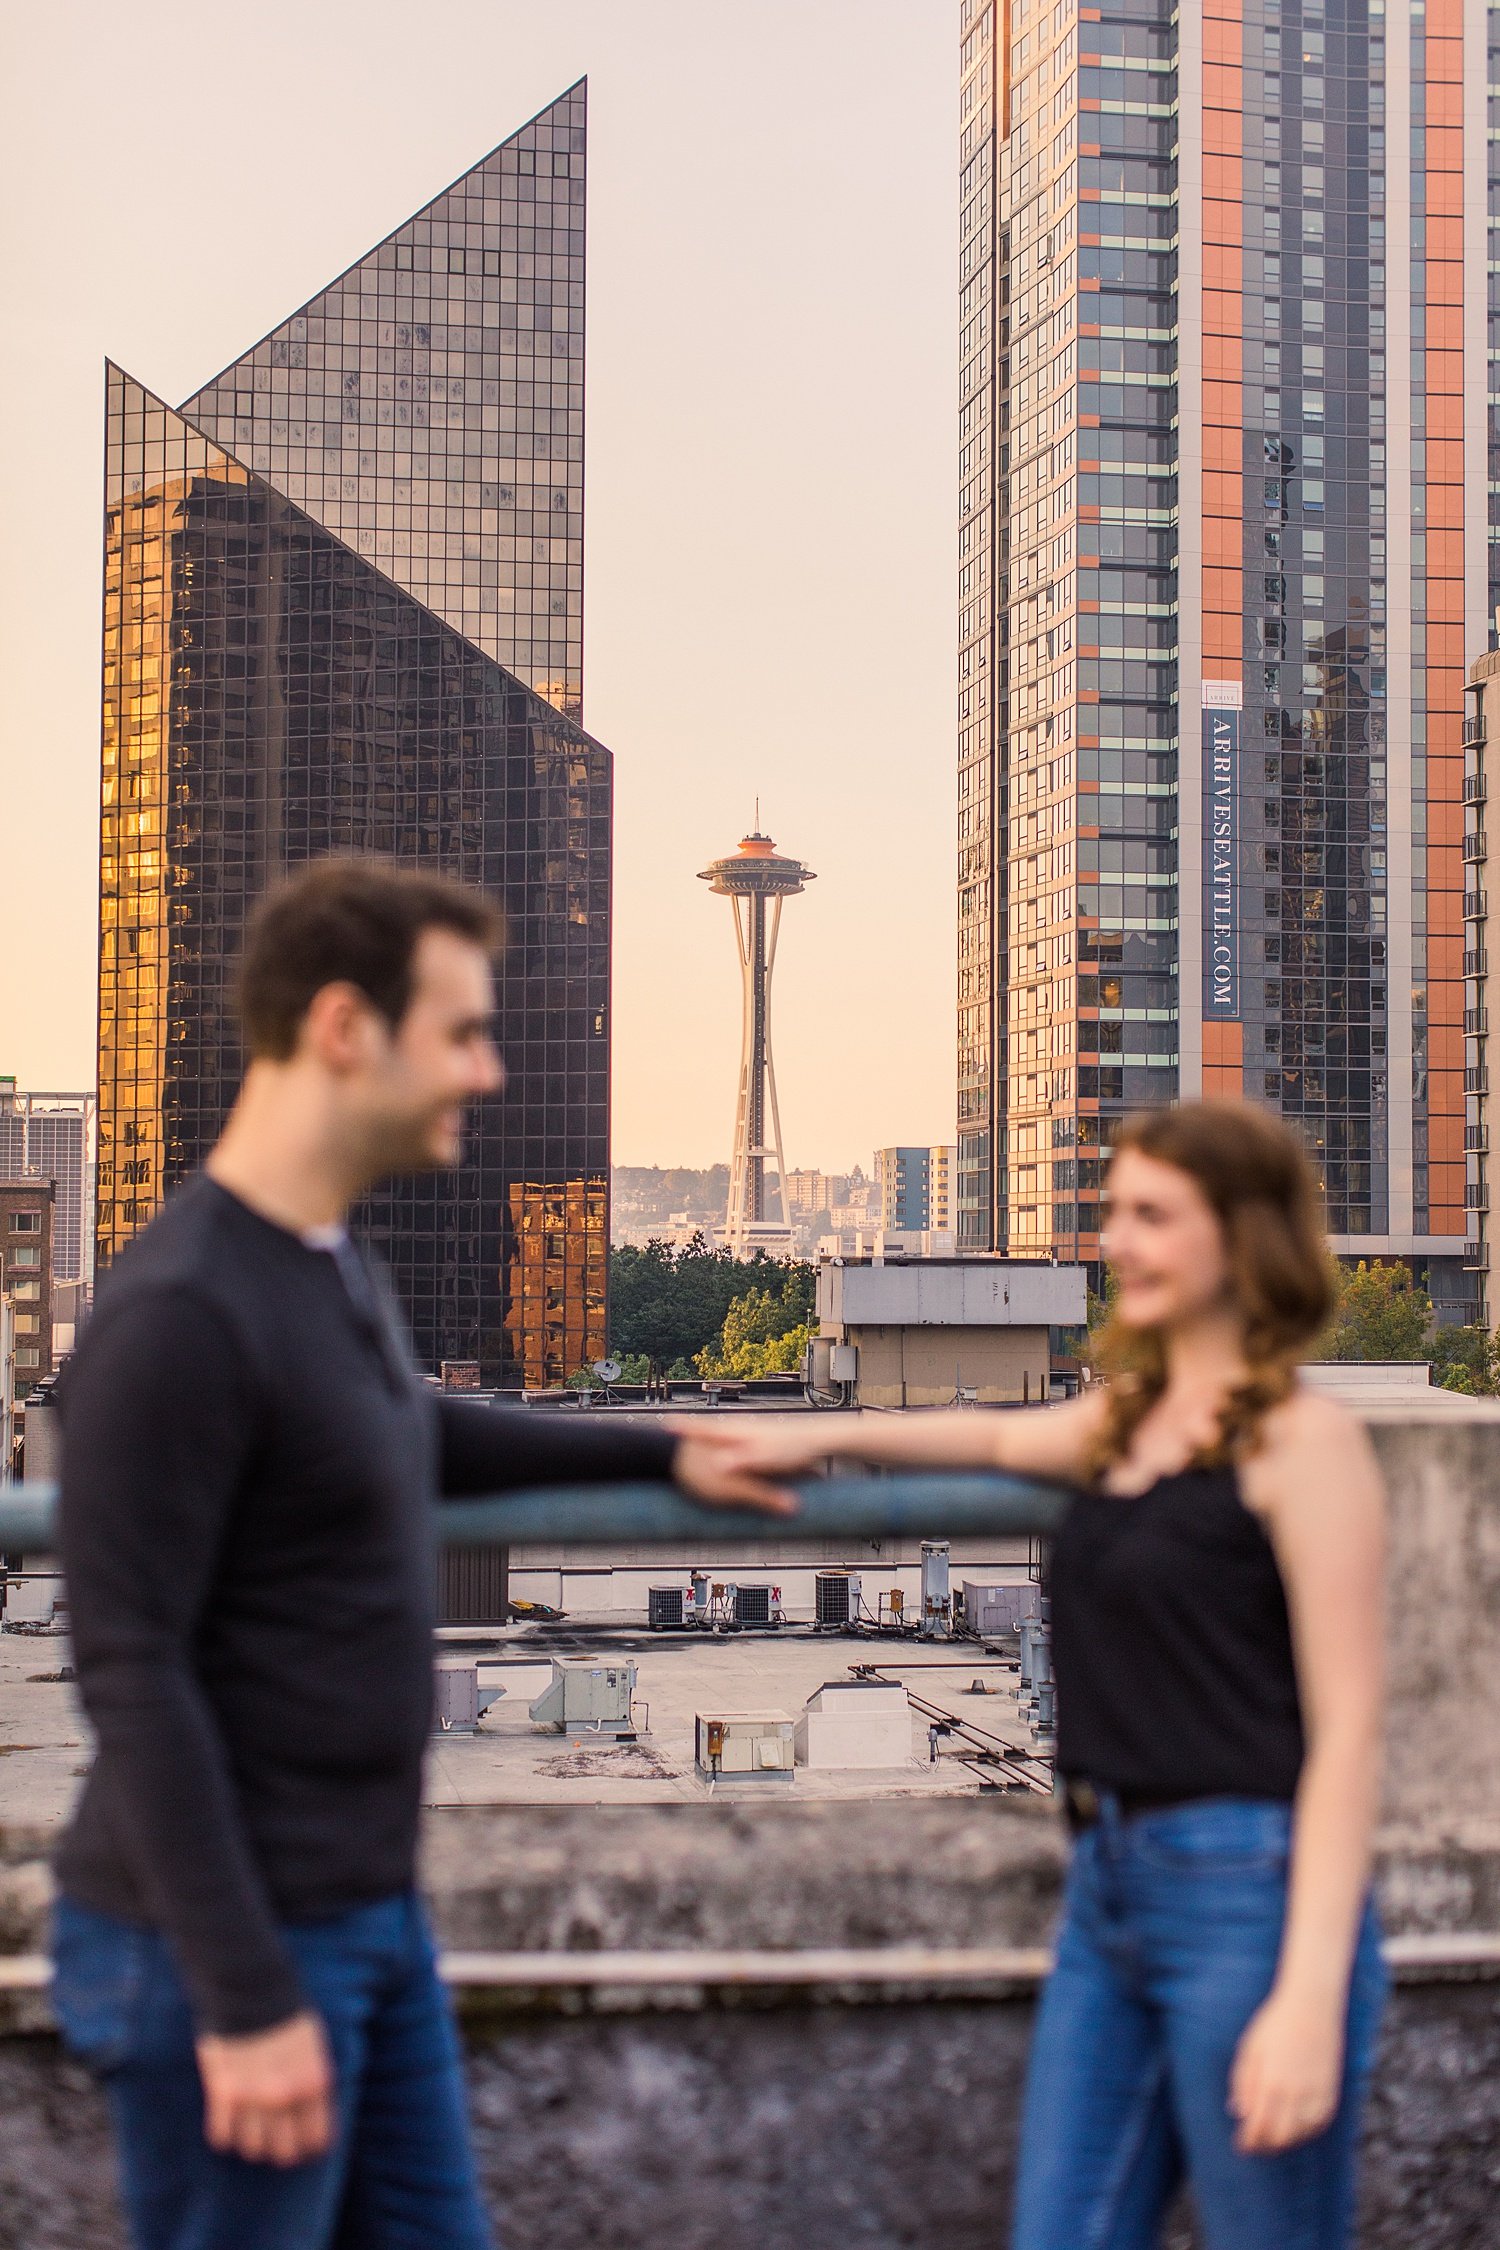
[698,819,816,1258]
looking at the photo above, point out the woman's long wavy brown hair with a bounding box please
[1086,1100,1334,1479]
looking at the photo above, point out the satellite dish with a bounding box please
[593,1359,623,1385]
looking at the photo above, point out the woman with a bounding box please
[693,1101,1387,2249]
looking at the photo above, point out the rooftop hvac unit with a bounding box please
[696,1710,796,1782]
[432,1662,506,1736]
[815,1570,861,1628]
[648,1585,686,1630]
[962,1580,1043,1638]
[529,1659,638,1735]
[731,1583,772,1628]
[795,1680,912,1771]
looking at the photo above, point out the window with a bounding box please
[7,1248,40,1270]
[8,1211,40,1233]
[15,1346,39,1368]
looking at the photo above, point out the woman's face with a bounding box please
[1101,1147,1232,1332]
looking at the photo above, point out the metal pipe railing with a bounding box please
[0,1474,1073,1555]
[5,1934,1499,2006]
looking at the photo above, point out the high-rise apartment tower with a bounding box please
[875,1145,957,1233]
[0,1084,96,1290]
[958,0,1493,1320]
[98,84,610,1384]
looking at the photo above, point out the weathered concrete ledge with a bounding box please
[3,1981,1498,2249]
[2,1405,1499,2245]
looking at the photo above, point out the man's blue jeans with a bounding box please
[1012,1796,1387,2250]
[51,1891,494,2250]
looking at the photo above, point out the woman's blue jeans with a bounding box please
[1012,1796,1387,2250]
[51,1890,494,2250]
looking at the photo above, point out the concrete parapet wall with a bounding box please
[3,1405,1500,2243]
[1365,1410,1500,1851]
[3,1980,1498,2249]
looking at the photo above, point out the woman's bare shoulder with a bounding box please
[1264,1382,1363,1448]
[1244,1381,1382,1519]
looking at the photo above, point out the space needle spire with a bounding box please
[698,823,816,1257]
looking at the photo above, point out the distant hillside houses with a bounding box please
[610,1164,884,1257]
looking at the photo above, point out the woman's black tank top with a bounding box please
[1048,1463,1305,1803]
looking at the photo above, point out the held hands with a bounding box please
[669,1412,850,1516]
[1228,1984,1345,2154]
[196,2009,334,2167]
[669,1413,838,1509]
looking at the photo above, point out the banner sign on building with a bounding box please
[1202,680,1242,1019]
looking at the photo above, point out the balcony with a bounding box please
[1466,891,1488,922]
[1464,832,1488,863]
[1466,773,1489,806]
[1467,1182,1490,1212]
[1467,1125,1490,1154]
[1465,712,1488,747]
[1464,951,1489,978]
[1468,1010,1490,1037]
[1467,1067,1490,1094]
[1464,1236,1490,1270]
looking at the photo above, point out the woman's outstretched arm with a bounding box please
[671,1388,1108,1488]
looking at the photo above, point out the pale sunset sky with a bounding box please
[0,0,956,1172]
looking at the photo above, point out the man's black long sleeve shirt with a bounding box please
[55,1176,679,2036]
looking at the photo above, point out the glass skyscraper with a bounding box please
[0,1085,96,1289]
[97,83,610,1384]
[958,0,1492,1320]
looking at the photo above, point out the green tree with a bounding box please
[609,1237,815,1373]
[696,1276,816,1378]
[1428,1321,1500,1396]
[1318,1260,1432,1363]
[1074,1267,1121,1365]
[1087,1270,1121,1333]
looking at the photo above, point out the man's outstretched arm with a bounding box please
[435,1398,796,1513]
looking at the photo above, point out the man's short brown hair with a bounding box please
[239,859,506,1060]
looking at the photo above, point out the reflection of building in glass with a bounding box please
[0,1085,96,1289]
[97,85,609,1385]
[958,2,1487,1322]
[504,1178,608,1390]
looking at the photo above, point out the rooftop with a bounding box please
[0,1617,1051,1829]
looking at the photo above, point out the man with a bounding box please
[53,859,789,2250]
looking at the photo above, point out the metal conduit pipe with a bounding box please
[0,1473,1075,1556]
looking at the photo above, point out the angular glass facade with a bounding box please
[960,0,1488,1315]
[181,85,586,716]
[98,87,609,1385]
